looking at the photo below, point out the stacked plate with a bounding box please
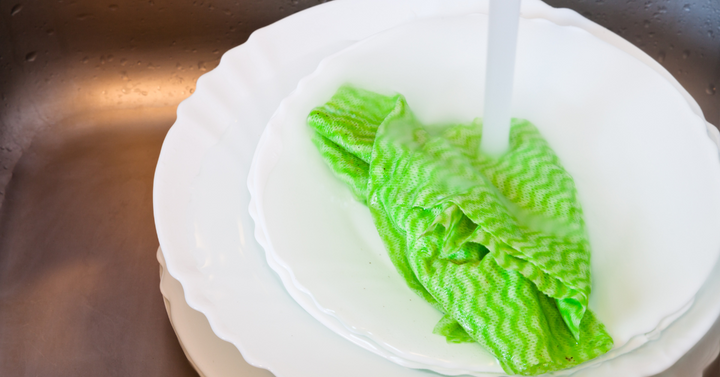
[153,0,720,376]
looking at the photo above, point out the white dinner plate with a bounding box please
[248,11,720,376]
[153,0,720,376]
[157,246,720,377]
[248,9,720,376]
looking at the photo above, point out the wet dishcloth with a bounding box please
[307,85,613,375]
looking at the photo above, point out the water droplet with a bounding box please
[648,32,655,38]
[212,49,219,54]
[707,83,717,95]
[25,51,37,62]
[657,51,666,63]
[46,29,55,35]
[223,9,231,15]
[109,4,118,10]
[82,56,89,63]
[107,54,113,62]
[189,88,195,94]
[683,4,691,11]
[198,61,206,71]
[76,13,92,20]
[11,4,21,16]
[643,20,651,28]
[120,58,127,66]
[682,50,690,59]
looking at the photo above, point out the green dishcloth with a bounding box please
[307,85,612,375]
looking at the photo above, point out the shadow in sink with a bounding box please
[0,0,322,375]
[0,107,200,376]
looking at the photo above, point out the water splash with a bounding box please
[656,51,666,63]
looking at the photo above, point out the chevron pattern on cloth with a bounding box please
[308,85,613,375]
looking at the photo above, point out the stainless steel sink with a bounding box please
[0,0,717,376]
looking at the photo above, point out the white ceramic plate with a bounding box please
[156,245,720,377]
[248,11,720,376]
[153,0,720,376]
[157,248,274,377]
